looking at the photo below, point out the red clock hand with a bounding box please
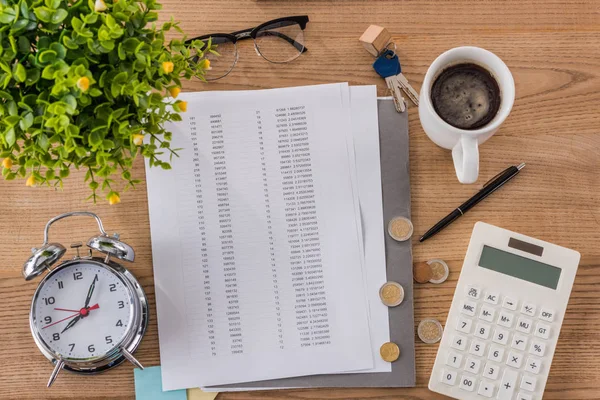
[42,312,79,329]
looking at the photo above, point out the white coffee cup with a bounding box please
[419,47,515,184]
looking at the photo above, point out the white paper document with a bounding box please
[146,83,376,390]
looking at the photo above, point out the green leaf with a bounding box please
[25,68,40,86]
[63,35,78,50]
[10,18,28,34]
[38,134,50,151]
[45,0,61,9]
[51,8,68,24]
[71,16,83,33]
[33,6,53,23]
[39,49,57,64]
[41,64,56,79]
[20,112,34,130]
[0,6,16,24]
[17,36,30,53]
[13,63,26,82]
[89,131,102,147]
[5,128,15,146]
[49,42,66,59]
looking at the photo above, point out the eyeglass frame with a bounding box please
[187,15,309,79]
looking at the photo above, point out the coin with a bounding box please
[379,341,401,362]
[413,261,433,283]
[428,259,449,284]
[379,281,405,307]
[387,216,413,242]
[418,319,443,344]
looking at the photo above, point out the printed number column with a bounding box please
[257,110,285,350]
[210,113,243,355]
[190,116,216,356]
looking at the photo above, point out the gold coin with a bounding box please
[428,259,449,284]
[413,261,433,283]
[379,281,405,307]
[387,216,413,242]
[380,341,401,362]
[418,319,443,344]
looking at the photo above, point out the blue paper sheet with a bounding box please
[134,366,187,400]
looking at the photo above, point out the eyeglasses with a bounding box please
[188,16,309,81]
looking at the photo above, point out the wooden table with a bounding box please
[1,1,599,399]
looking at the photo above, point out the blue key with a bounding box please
[373,50,406,112]
[373,49,420,110]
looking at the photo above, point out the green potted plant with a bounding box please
[0,0,213,204]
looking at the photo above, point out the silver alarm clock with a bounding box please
[23,211,149,387]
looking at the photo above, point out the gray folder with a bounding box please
[210,99,415,389]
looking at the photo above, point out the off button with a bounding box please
[539,308,555,322]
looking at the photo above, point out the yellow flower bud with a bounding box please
[26,175,35,187]
[77,76,90,92]
[169,87,181,98]
[2,158,12,169]
[162,61,174,74]
[199,59,211,70]
[94,0,107,12]
[108,193,121,205]
[178,101,187,112]
[132,134,144,146]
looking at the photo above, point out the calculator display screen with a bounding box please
[478,245,561,289]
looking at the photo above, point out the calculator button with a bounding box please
[534,322,551,339]
[517,392,533,400]
[516,316,533,333]
[479,304,495,322]
[525,356,542,374]
[451,334,468,351]
[464,357,481,374]
[474,322,491,339]
[460,299,477,316]
[497,368,518,400]
[466,286,481,299]
[478,380,495,398]
[441,368,458,386]
[459,374,476,392]
[483,292,499,305]
[483,362,500,380]
[492,327,510,345]
[502,297,518,310]
[520,302,537,317]
[456,316,473,334]
[511,333,528,351]
[520,375,537,391]
[529,339,546,356]
[446,352,463,368]
[507,351,524,368]
[497,310,514,328]
[488,344,505,363]
[539,307,555,322]
[469,339,486,357]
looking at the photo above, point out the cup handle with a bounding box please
[452,135,479,184]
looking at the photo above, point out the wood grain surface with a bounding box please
[1,0,599,399]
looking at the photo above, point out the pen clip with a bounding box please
[483,170,507,188]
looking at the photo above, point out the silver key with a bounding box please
[396,72,420,106]
[384,76,406,112]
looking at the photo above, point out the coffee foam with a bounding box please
[430,63,501,130]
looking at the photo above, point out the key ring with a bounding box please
[380,41,397,58]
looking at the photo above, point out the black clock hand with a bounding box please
[84,274,98,308]
[61,315,81,334]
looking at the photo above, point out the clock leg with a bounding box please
[47,358,64,387]
[121,347,144,370]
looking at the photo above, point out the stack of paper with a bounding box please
[145,83,389,391]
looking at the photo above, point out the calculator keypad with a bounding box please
[438,287,557,399]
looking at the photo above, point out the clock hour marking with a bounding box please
[116,319,123,327]
[58,281,64,289]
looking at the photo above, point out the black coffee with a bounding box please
[431,63,501,130]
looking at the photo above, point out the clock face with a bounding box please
[32,261,134,360]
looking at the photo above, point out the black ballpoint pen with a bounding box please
[419,163,526,242]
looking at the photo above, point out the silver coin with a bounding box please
[428,259,449,284]
[387,216,413,242]
[418,318,443,344]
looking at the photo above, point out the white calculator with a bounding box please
[428,222,580,400]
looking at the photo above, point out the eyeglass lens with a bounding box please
[200,36,238,81]
[255,20,305,63]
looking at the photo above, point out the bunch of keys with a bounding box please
[373,49,420,113]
